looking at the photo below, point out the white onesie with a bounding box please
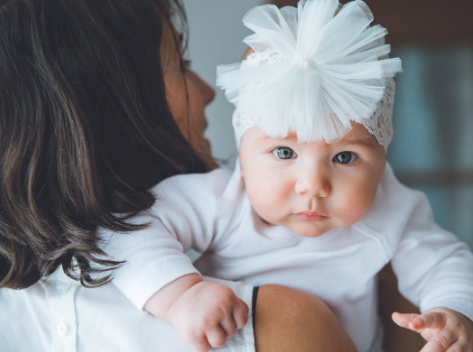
[101,162,473,352]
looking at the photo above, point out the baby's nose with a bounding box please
[294,170,330,198]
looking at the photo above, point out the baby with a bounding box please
[101,1,473,351]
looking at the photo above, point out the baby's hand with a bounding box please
[392,307,473,352]
[169,281,249,352]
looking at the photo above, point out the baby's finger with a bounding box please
[188,334,212,352]
[392,312,420,329]
[219,315,237,338]
[233,299,249,330]
[239,298,249,313]
[445,339,473,352]
[413,312,447,331]
[206,326,228,349]
[419,330,456,352]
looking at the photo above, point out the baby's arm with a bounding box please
[144,273,249,352]
[99,170,247,351]
[386,185,473,351]
[392,308,473,352]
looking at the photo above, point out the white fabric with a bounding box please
[0,269,255,352]
[101,162,473,352]
[216,0,402,148]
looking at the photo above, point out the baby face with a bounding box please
[239,123,386,237]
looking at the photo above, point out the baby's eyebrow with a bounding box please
[340,137,376,148]
[256,134,297,142]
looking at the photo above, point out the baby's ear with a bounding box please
[242,47,255,61]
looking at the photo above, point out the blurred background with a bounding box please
[181,0,473,248]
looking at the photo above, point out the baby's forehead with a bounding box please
[254,123,379,147]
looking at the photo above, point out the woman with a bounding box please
[0,0,356,351]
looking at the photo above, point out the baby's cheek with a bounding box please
[247,182,285,224]
[340,187,377,225]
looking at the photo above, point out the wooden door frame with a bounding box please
[270,0,473,45]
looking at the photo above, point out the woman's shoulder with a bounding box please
[0,274,205,352]
[146,166,246,216]
[151,167,235,198]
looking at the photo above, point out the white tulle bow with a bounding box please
[217,0,402,144]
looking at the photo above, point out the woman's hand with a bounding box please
[392,307,473,352]
[144,274,249,352]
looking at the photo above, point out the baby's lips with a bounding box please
[294,212,328,221]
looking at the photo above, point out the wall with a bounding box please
[182,0,263,166]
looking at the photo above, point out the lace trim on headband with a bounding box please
[359,79,394,149]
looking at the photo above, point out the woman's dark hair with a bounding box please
[0,0,208,289]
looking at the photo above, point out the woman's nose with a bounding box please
[203,82,216,106]
[191,70,216,106]
[294,169,330,198]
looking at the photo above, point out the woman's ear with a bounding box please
[242,47,255,61]
[240,170,244,178]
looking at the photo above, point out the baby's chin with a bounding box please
[284,217,356,238]
[290,226,332,238]
[282,220,333,238]
[258,217,330,237]
[260,213,358,237]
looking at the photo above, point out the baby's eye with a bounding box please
[272,147,297,160]
[333,152,358,164]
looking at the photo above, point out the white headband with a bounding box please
[217,0,402,149]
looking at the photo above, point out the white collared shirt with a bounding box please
[0,269,254,352]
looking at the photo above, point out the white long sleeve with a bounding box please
[353,164,473,321]
[99,168,237,309]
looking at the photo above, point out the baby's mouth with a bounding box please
[293,212,328,221]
